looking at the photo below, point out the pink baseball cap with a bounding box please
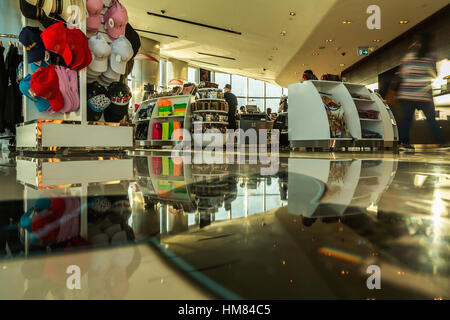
[86,0,103,33]
[66,68,80,111]
[54,66,73,113]
[103,0,128,40]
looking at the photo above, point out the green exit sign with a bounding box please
[358,48,369,56]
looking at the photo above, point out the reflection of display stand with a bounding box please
[134,95,194,148]
[16,156,134,255]
[288,80,398,150]
[288,158,397,218]
[16,4,134,152]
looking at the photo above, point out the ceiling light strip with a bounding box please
[197,52,236,61]
[135,29,179,39]
[147,12,242,35]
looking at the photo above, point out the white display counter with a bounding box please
[288,80,398,150]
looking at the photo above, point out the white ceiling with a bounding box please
[121,0,449,87]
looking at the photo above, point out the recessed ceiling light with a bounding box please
[342,20,352,24]
[280,31,287,36]
[340,63,345,67]
[289,12,296,16]
[399,20,409,24]
[312,52,319,56]
[373,39,381,42]
[325,39,333,43]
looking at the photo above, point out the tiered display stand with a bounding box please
[16,1,134,153]
[288,80,398,151]
[134,95,194,148]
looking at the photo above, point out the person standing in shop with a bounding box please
[278,96,288,113]
[397,33,448,152]
[224,84,237,130]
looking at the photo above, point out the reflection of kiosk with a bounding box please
[288,158,398,218]
[16,156,134,255]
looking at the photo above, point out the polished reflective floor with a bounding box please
[0,149,448,299]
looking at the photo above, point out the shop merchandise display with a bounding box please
[0,40,23,135]
[17,21,91,115]
[103,0,128,40]
[192,85,229,136]
[103,81,131,123]
[321,95,348,138]
[87,81,111,121]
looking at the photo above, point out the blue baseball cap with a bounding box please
[19,74,51,112]
[19,26,46,63]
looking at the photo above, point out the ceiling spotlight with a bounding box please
[342,20,352,24]
[325,39,333,43]
[312,52,319,56]
[399,20,409,24]
[373,39,381,42]
[280,31,287,36]
[289,12,296,16]
[340,63,345,67]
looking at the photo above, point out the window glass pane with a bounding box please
[237,98,247,110]
[188,67,197,83]
[266,83,282,98]
[159,61,165,90]
[248,78,264,98]
[166,61,173,86]
[247,98,264,112]
[215,72,230,90]
[265,98,281,113]
[231,75,246,97]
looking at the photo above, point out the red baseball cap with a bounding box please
[31,65,65,112]
[67,27,92,71]
[40,21,72,66]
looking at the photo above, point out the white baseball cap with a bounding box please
[88,33,111,73]
[109,35,133,75]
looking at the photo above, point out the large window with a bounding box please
[181,66,288,112]
[231,75,247,98]
[188,67,198,84]
[215,72,231,90]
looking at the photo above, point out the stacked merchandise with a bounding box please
[192,86,229,136]
[85,0,140,123]
[17,0,141,125]
[18,23,89,115]
[358,109,380,120]
[321,95,348,138]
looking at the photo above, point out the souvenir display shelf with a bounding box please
[288,80,398,150]
[192,88,229,147]
[133,95,194,148]
[16,1,134,153]
[16,156,134,255]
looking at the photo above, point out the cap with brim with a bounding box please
[31,65,65,112]
[20,0,46,20]
[110,36,133,75]
[19,26,46,63]
[125,23,141,58]
[41,22,72,66]
[103,66,121,81]
[87,16,101,33]
[19,74,51,112]
[67,27,92,71]
[54,66,73,113]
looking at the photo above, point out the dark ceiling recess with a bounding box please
[134,29,179,39]
[147,11,242,35]
[190,60,219,66]
[197,52,236,60]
